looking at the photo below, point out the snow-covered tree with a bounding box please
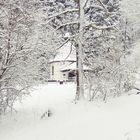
[40,0,120,100]
[83,23,135,101]
[0,0,40,114]
[120,0,140,70]
[121,0,140,33]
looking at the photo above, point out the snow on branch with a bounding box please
[56,21,79,30]
[48,9,79,19]
[55,33,78,51]
[96,0,109,14]
[55,38,70,51]
[85,20,120,30]
[83,0,88,8]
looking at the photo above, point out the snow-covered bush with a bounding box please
[0,87,29,115]
[0,0,43,115]
[83,22,135,101]
[0,0,61,115]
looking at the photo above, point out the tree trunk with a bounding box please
[75,0,85,100]
[75,43,84,100]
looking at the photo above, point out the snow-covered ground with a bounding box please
[0,83,140,140]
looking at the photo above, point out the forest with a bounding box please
[0,1,140,140]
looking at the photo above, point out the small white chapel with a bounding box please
[49,42,76,81]
[49,42,90,81]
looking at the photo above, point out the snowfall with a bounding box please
[0,83,140,140]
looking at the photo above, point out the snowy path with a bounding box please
[0,83,140,140]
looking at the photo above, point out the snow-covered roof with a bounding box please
[60,62,91,71]
[49,42,76,63]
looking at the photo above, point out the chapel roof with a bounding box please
[49,42,76,63]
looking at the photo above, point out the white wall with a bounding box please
[50,61,70,81]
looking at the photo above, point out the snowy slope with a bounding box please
[0,83,140,140]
